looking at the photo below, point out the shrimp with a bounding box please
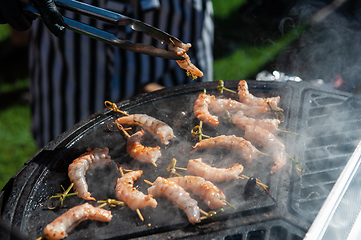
[176,53,203,78]
[168,42,203,78]
[116,170,157,211]
[43,203,112,240]
[238,80,282,111]
[147,176,200,224]
[127,129,161,166]
[193,93,219,127]
[168,176,226,209]
[187,158,244,182]
[232,110,281,134]
[244,125,286,174]
[210,98,267,117]
[115,114,175,145]
[68,147,112,201]
[191,135,259,163]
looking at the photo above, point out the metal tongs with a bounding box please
[22,0,185,60]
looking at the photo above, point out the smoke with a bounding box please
[275,0,361,93]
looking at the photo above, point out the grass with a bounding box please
[211,0,304,81]
[214,26,303,80]
[0,104,37,187]
[212,0,247,19]
[0,25,10,41]
[0,1,298,190]
[0,25,38,190]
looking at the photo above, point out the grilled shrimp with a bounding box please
[115,114,175,145]
[168,176,226,209]
[187,158,244,182]
[43,203,112,240]
[116,170,157,211]
[193,93,219,127]
[238,80,281,110]
[244,125,286,173]
[210,98,267,117]
[168,42,203,78]
[127,129,161,166]
[68,147,112,201]
[191,135,259,163]
[232,110,280,134]
[176,53,203,78]
[147,176,200,224]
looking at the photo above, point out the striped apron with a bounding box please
[29,0,214,148]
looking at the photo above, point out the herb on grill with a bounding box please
[46,183,78,210]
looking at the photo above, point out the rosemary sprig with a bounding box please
[47,183,78,210]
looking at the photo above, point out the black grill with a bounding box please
[1,80,361,240]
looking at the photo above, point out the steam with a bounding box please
[275,0,361,93]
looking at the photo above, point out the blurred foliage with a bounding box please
[0,104,37,190]
[214,26,303,80]
[0,25,37,190]
[212,0,301,80]
[0,77,29,93]
[0,25,10,42]
[212,0,247,19]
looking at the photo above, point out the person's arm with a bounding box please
[0,0,65,37]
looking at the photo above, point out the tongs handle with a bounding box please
[54,0,184,46]
[55,0,122,24]
[22,0,184,60]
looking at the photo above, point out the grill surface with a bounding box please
[1,80,361,240]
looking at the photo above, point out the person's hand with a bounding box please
[0,0,66,37]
